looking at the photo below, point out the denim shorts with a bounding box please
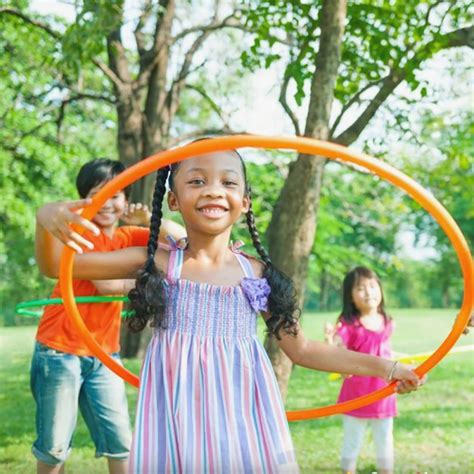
[30,342,132,465]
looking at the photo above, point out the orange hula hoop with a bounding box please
[59,135,473,421]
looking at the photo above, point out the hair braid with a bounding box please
[127,167,170,332]
[246,187,272,267]
[245,188,300,339]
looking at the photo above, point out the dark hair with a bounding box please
[76,158,130,199]
[127,149,300,338]
[337,266,389,325]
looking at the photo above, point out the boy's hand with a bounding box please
[121,202,151,226]
[36,199,100,253]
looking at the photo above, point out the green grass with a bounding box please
[1,309,473,473]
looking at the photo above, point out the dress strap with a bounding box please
[166,236,186,280]
[230,241,256,279]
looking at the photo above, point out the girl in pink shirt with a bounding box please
[325,266,397,474]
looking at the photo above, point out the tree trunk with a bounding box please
[264,0,347,401]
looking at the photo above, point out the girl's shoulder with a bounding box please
[248,255,264,278]
[230,242,265,278]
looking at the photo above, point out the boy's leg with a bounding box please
[371,417,394,474]
[340,415,367,474]
[107,458,128,474]
[37,461,65,474]
[30,342,81,471]
[78,353,132,473]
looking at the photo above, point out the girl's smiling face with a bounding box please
[167,152,249,235]
[351,276,383,314]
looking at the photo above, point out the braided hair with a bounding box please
[245,185,300,338]
[127,167,170,332]
[127,150,300,337]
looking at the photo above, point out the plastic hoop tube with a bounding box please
[59,135,473,421]
[15,296,128,317]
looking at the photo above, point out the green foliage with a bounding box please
[241,1,472,111]
[61,1,124,78]
[0,9,117,325]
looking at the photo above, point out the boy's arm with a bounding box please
[93,279,136,295]
[120,202,186,245]
[36,200,100,278]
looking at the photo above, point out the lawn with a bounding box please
[0,309,473,473]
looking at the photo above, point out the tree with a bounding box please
[242,0,473,398]
[401,110,473,307]
[0,8,117,324]
[1,1,247,346]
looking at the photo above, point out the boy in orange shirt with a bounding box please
[32,159,185,474]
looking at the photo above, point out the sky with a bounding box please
[29,0,471,261]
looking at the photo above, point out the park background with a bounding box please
[1,1,473,472]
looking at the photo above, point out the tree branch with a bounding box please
[93,59,125,92]
[330,77,384,136]
[134,0,154,57]
[0,8,60,39]
[279,72,301,135]
[106,28,132,89]
[172,13,241,43]
[185,84,229,126]
[335,25,474,146]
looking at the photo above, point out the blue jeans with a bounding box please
[30,342,132,465]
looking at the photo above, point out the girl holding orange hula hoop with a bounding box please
[51,145,425,473]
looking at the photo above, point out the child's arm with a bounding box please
[36,199,185,278]
[160,219,187,244]
[274,321,423,392]
[93,279,137,295]
[67,246,148,280]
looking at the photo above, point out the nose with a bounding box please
[101,197,114,209]
[203,183,225,198]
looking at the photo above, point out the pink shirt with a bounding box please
[336,318,397,418]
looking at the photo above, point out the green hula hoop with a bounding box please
[15,296,130,317]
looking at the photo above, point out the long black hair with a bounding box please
[337,266,389,325]
[127,149,300,338]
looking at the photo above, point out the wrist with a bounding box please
[385,360,399,382]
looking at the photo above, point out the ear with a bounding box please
[242,195,250,213]
[167,190,180,211]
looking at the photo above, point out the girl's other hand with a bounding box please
[324,322,335,344]
[121,202,151,226]
[462,311,474,335]
[36,199,100,253]
[391,362,426,394]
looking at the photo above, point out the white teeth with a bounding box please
[199,207,226,215]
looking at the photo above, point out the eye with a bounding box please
[223,180,238,186]
[188,179,205,185]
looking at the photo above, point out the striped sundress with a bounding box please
[129,240,298,473]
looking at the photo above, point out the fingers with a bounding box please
[69,212,100,236]
[395,372,427,394]
[66,198,93,210]
[124,202,148,215]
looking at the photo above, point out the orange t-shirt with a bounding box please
[36,226,149,356]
